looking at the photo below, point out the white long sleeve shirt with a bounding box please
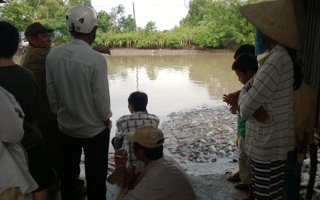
[0,86,38,194]
[238,45,294,161]
[46,39,112,138]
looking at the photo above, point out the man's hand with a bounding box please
[122,165,137,189]
[229,106,238,114]
[223,93,238,106]
[93,45,111,55]
[253,106,269,123]
[114,149,128,168]
[223,91,240,114]
[14,107,24,118]
[104,118,112,129]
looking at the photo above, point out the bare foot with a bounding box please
[234,182,249,190]
[226,171,241,182]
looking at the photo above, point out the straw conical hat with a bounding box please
[240,0,302,51]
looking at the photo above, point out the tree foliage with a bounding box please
[0,1,34,31]
[144,21,157,32]
[97,11,112,33]
[0,0,263,49]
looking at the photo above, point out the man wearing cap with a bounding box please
[116,125,196,200]
[238,0,302,199]
[21,21,90,197]
[22,22,55,136]
[21,20,61,177]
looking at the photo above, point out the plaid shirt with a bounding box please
[115,111,160,165]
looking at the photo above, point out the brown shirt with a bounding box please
[21,47,56,124]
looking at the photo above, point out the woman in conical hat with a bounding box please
[240,0,303,51]
[238,0,304,199]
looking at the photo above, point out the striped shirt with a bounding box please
[239,45,294,161]
[115,111,160,165]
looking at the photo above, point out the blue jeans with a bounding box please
[59,128,110,200]
[284,148,301,200]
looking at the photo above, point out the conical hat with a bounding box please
[240,0,302,50]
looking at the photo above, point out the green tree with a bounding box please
[144,21,157,32]
[37,0,64,19]
[0,1,34,31]
[180,0,262,48]
[66,0,92,7]
[110,4,125,31]
[121,14,136,33]
[0,0,262,50]
[97,10,112,33]
[181,0,211,27]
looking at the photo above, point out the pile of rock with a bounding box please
[161,105,238,163]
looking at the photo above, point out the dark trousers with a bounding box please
[59,128,110,200]
[38,120,63,181]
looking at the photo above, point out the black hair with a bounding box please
[128,91,148,111]
[232,53,258,73]
[133,142,163,160]
[285,47,302,91]
[0,21,20,58]
[234,44,256,59]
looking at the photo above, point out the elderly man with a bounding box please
[21,21,91,197]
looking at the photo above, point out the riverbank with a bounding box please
[108,48,233,56]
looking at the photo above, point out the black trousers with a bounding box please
[59,128,110,200]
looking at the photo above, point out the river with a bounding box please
[14,51,242,150]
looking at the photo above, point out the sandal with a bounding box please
[234,182,249,190]
[226,172,241,182]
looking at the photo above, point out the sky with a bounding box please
[91,0,190,31]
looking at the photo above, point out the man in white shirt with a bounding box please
[46,5,112,200]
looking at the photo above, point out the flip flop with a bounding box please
[226,172,241,182]
[234,182,249,190]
